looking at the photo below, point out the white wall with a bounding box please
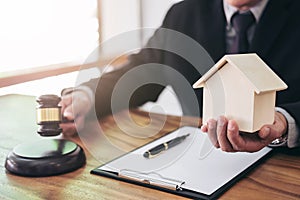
[0,0,183,104]
[0,0,98,72]
[141,0,183,44]
[101,0,140,42]
[100,0,182,48]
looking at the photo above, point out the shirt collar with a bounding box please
[223,0,269,24]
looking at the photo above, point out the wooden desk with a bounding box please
[0,94,300,200]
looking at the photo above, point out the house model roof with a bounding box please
[193,53,288,94]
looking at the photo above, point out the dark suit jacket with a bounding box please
[84,0,300,129]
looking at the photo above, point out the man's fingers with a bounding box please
[60,123,77,136]
[217,116,234,152]
[60,94,72,108]
[227,120,244,151]
[200,124,208,132]
[74,115,85,132]
[63,105,75,120]
[206,119,219,148]
[258,126,271,139]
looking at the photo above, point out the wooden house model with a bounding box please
[193,53,287,132]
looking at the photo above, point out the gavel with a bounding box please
[36,94,63,136]
[5,94,85,177]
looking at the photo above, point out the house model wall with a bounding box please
[193,53,287,133]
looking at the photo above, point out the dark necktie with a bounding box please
[229,11,255,53]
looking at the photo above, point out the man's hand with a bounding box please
[59,90,92,136]
[201,112,288,152]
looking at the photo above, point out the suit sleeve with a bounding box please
[81,3,186,118]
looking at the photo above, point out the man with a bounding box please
[60,0,300,152]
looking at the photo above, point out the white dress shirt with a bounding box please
[223,0,299,148]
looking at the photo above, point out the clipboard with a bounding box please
[91,126,273,199]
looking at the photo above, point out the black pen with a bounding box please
[143,134,190,158]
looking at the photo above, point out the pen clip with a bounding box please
[119,169,185,191]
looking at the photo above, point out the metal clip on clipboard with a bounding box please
[119,169,185,191]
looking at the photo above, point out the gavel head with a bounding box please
[36,94,62,136]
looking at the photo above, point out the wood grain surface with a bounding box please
[0,94,299,200]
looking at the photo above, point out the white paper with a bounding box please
[99,126,271,195]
